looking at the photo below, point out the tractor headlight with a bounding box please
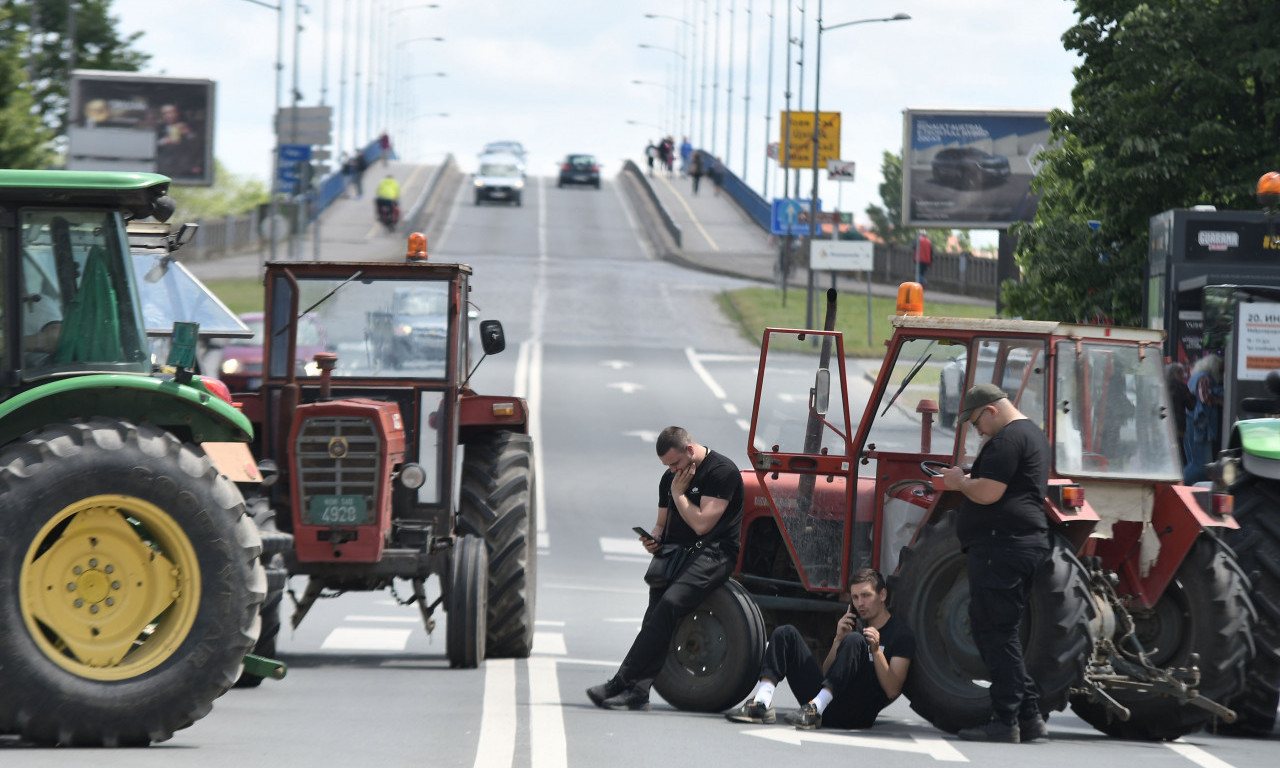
[1207,451,1241,490]
[398,463,427,490]
[222,358,241,375]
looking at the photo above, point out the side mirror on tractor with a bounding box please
[479,320,506,356]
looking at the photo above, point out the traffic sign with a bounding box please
[276,144,312,194]
[810,240,873,272]
[779,111,841,169]
[771,198,820,236]
[276,106,333,146]
[827,160,856,181]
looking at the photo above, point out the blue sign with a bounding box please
[276,144,313,193]
[771,198,822,236]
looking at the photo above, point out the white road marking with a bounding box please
[604,554,651,564]
[537,531,550,549]
[600,536,651,556]
[607,381,645,394]
[474,658,515,768]
[345,615,420,623]
[529,658,568,768]
[736,418,751,432]
[742,728,968,762]
[319,627,412,651]
[723,402,739,415]
[601,359,634,370]
[625,429,660,443]
[685,346,727,399]
[1165,741,1239,768]
[697,353,760,363]
[535,619,566,627]
[532,631,567,656]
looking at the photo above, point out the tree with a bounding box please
[1004,0,1280,325]
[0,9,53,169]
[169,161,268,222]
[1,1,149,136]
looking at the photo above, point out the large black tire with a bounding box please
[1220,476,1280,735]
[0,418,265,746]
[653,580,767,712]
[890,513,1094,733]
[236,496,287,689]
[447,535,488,669]
[1069,535,1254,740]
[459,431,536,658]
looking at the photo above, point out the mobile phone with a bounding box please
[633,526,656,541]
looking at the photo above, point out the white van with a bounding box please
[473,152,525,206]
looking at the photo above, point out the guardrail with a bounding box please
[692,149,770,230]
[622,159,682,248]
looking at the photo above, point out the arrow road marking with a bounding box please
[608,381,645,395]
[600,359,633,370]
[741,728,969,762]
[624,430,659,444]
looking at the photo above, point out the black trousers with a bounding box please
[758,624,880,729]
[966,544,1049,726]
[616,548,732,693]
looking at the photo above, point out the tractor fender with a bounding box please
[1234,419,1280,479]
[458,393,528,431]
[0,374,253,449]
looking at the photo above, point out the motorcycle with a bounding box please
[376,198,400,232]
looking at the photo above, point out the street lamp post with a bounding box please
[644,10,694,148]
[805,6,910,329]
[638,43,687,139]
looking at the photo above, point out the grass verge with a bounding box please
[717,286,996,357]
[204,278,265,315]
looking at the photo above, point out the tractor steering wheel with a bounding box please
[920,460,951,478]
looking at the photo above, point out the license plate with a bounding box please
[305,494,370,525]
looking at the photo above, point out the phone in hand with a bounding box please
[633,526,656,542]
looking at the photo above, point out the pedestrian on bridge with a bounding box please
[689,153,705,195]
[587,427,744,711]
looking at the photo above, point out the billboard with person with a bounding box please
[67,71,215,186]
[901,109,1051,229]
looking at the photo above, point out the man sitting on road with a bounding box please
[725,568,914,730]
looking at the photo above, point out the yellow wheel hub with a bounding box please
[20,495,202,680]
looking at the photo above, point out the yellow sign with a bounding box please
[779,111,841,168]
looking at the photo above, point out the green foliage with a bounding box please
[170,161,268,221]
[1,0,150,134]
[0,10,53,168]
[1009,0,1280,325]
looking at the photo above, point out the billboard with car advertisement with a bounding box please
[67,70,215,186]
[901,109,1051,229]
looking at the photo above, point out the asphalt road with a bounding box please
[7,173,1277,766]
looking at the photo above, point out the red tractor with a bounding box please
[230,236,536,667]
[687,294,1254,739]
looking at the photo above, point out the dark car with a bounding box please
[373,285,449,368]
[558,154,601,189]
[219,311,327,391]
[930,147,1011,189]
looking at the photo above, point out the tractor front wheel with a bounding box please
[0,418,265,746]
[890,513,1094,733]
[446,535,488,669]
[1069,535,1253,740]
[653,580,766,712]
[1220,475,1280,735]
[460,431,537,658]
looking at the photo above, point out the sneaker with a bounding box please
[1018,715,1049,743]
[600,686,651,711]
[784,703,821,730]
[725,701,776,724]
[586,677,627,708]
[958,720,1020,743]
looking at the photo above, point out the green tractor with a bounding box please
[0,170,266,746]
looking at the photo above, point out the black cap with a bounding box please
[958,383,1008,424]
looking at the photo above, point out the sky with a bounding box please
[108,0,1082,237]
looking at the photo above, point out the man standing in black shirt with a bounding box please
[934,383,1051,743]
[725,569,914,729]
[587,426,744,711]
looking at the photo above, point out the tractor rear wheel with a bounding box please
[1220,476,1280,735]
[653,580,766,712]
[446,535,488,669]
[459,431,537,658]
[890,513,1094,733]
[0,418,265,746]
[1069,535,1253,740]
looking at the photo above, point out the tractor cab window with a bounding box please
[1054,340,1180,479]
[959,338,1047,464]
[268,274,453,380]
[863,337,959,457]
[18,209,148,375]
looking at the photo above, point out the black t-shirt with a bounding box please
[957,418,1051,550]
[657,449,744,560]
[847,615,917,724]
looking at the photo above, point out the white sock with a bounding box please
[751,681,775,708]
[812,688,834,715]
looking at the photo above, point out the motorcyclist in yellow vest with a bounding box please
[375,175,400,227]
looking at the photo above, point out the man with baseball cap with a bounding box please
[933,383,1051,743]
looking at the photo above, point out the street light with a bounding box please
[638,42,687,139]
[806,7,910,329]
